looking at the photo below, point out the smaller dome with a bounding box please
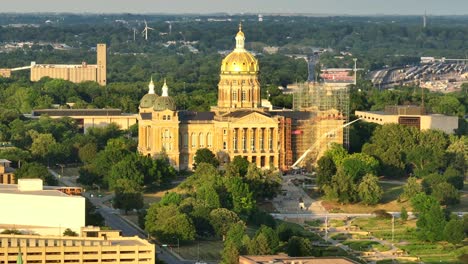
[153,79,176,111]
[140,77,159,108]
[153,96,176,111]
[140,94,158,108]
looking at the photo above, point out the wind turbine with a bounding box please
[142,20,154,41]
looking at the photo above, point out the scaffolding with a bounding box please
[291,82,350,168]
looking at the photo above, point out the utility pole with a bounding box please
[325,214,328,240]
[353,58,358,85]
[392,214,395,244]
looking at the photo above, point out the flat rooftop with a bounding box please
[0,184,78,198]
[31,109,123,117]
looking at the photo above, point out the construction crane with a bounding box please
[290,118,362,169]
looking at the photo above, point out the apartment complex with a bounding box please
[0,232,154,264]
[30,44,107,86]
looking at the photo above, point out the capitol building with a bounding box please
[138,25,345,171]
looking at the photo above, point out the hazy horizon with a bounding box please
[1,0,468,16]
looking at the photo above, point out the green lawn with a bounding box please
[353,217,467,263]
[175,240,223,262]
[342,240,381,251]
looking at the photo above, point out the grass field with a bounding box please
[353,217,467,263]
[175,239,223,262]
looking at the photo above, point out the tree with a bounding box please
[400,177,422,201]
[29,132,58,163]
[78,142,97,164]
[400,207,408,222]
[249,233,272,255]
[225,176,255,215]
[221,241,240,264]
[197,184,221,209]
[323,143,348,166]
[209,208,241,240]
[245,164,281,200]
[444,219,464,245]
[145,204,196,242]
[254,225,279,252]
[193,148,219,169]
[230,156,250,177]
[63,228,78,237]
[431,182,460,205]
[287,236,312,257]
[324,169,357,204]
[108,154,144,192]
[411,193,446,242]
[316,155,336,190]
[357,174,383,205]
[341,153,379,182]
[160,192,183,206]
[113,190,144,214]
[276,223,294,242]
[15,162,57,185]
[363,124,419,177]
[225,222,247,252]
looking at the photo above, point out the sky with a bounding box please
[1,0,467,15]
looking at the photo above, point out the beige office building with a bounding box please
[0,232,154,264]
[30,109,137,133]
[355,105,459,134]
[30,44,107,86]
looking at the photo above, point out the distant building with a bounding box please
[239,255,359,264]
[0,179,85,235]
[30,43,107,86]
[0,227,155,264]
[0,159,15,184]
[355,105,459,134]
[321,68,355,83]
[29,109,137,133]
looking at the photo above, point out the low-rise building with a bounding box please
[0,159,15,184]
[0,179,85,235]
[0,229,155,264]
[29,109,138,133]
[355,105,459,134]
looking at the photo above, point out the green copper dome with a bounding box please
[153,79,176,111]
[140,78,159,108]
[140,94,158,108]
[153,96,176,111]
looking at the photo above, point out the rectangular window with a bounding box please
[223,141,227,150]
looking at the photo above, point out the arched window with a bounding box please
[199,133,204,147]
[242,90,246,101]
[191,133,197,148]
[207,133,213,148]
[232,90,238,101]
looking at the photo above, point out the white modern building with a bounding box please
[0,179,85,236]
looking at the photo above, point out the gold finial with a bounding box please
[239,22,242,32]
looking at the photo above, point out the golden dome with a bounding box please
[220,23,259,74]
